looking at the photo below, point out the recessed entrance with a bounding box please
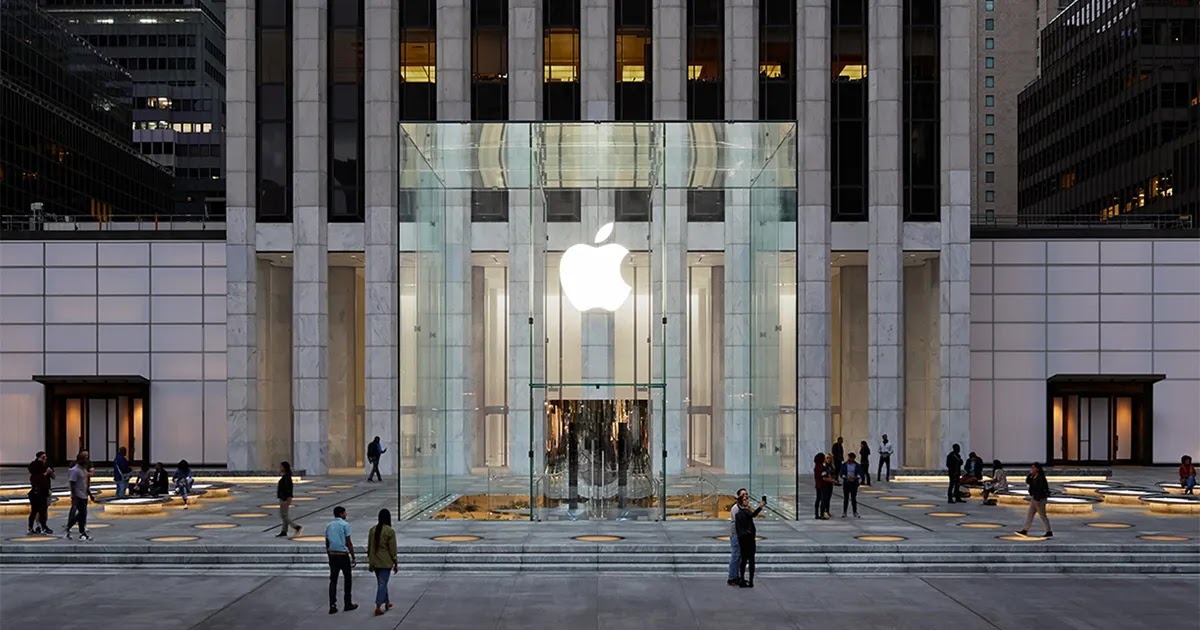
[1046,374,1163,465]
[34,375,150,467]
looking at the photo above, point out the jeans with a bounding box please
[1021,498,1051,532]
[115,476,128,498]
[1185,475,1196,494]
[328,554,353,607]
[374,568,392,605]
[727,534,741,579]
[814,488,824,518]
[843,481,859,515]
[65,497,88,534]
[175,480,192,502]
[820,484,833,516]
[368,459,381,482]
[279,502,300,534]
[737,535,756,584]
[861,459,871,485]
[948,472,961,502]
[878,456,891,482]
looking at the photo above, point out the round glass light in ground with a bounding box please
[1138,494,1200,514]
[1096,487,1158,505]
[293,535,326,542]
[958,522,1004,529]
[432,535,483,543]
[860,489,887,494]
[997,535,1046,542]
[898,503,937,508]
[86,523,111,528]
[258,504,280,509]
[926,512,969,518]
[879,496,913,501]
[1138,534,1191,542]
[150,536,200,542]
[290,497,317,502]
[101,497,171,515]
[713,535,765,542]
[329,484,354,489]
[572,535,624,542]
[309,490,335,494]
[193,523,239,529]
[1086,522,1133,529]
[1154,481,1187,495]
[855,535,907,542]
[231,512,269,518]
[8,535,55,542]
[1063,481,1123,496]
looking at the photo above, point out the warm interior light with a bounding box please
[559,223,632,313]
[838,65,867,80]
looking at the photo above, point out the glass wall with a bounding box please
[397,122,796,521]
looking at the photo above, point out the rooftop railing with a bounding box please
[1,212,223,232]
[972,213,1195,230]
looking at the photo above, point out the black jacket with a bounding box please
[1026,473,1051,500]
[946,451,963,474]
[832,443,844,460]
[734,504,763,538]
[277,475,294,501]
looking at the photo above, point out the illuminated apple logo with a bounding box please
[559,222,631,312]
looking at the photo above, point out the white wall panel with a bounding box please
[0,380,43,464]
[1046,241,1098,265]
[970,352,993,379]
[98,353,151,376]
[1154,295,1200,322]
[98,296,150,323]
[993,241,1045,265]
[98,242,150,267]
[44,353,97,375]
[970,241,992,265]
[1099,351,1152,374]
[1154,323,1200,352]
[969,266,992,294]
[970,323,993,349]
[1152,380,1200,464]
[1046,351,1099,375]
[0,268,43,294]
[1154,352,1200,380]
[1047,294,1098,322]
[204,353,227,380]
[992,266,1046,294]
[993,352,1045,379]
[151,242,204,266]
[993,295,1046,323]
[1100,265,1152,293]
[203,324,226,352]
[1100,240,1152,265]
[1,325,43,352]
[1154,266,1200,293]
[992,380,1045,462]
[151,324,205,352]
[1100,323,1152,351]
[44,268,97,295]
[44,243,96,267]
[0,242,44,267]
[44,324,97,353]
[151,353,205,380]
[98,268,150,295]
[150,296,204,323]
[203,296,226,323]
[969,379,993,457]
[203,242,226,267]
[1100,294,1152,322]
[151,267,204,295]
[1153,240,1200,264]
[45,296,97,324]
[1047,266,1100,294]
[151,381,204,463]
[0,353,42,380]
[203,268,226,294]
[992,323,1046,351]
[0,297,43,324]
[970,295,992,322]
[203,381,228,462]
[1046,323,1099,351]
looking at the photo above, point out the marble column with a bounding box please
[291,0,329,475]
[652,197,688,475]
[652,0,685,120]
[796,0,833,464]
[225,0,257,470]
[364,0,398,476]
[725,0,758,118]
[508,199,546,476]
[437,0,471,120]
[509,0,543,120]
[723,199,751,475]
[940,0,974,457]
[328,267,357,468]
[582,0,614,120]
[868,0,905,466]
[904,261,941,468]
[838,266,870,447]
[258,263,294,467]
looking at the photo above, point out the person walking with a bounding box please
[63,453,93,540]
[1016,462,1053,538]
[945,444,964,504]
[734,494,765,588]
[276,461,303,538]
[878,434,894,482]
[325,506,358,614]
[832,437,845,474]
[727,488,749,585]
[367,437,386,483]
[112,446,133,498]
[858,440,872,486]
[173,460,194,509]
[841,452,865,518]
[27,451,54,535]
[822,453,838,519]
[367,509,398,616]
[981,460,1008,505]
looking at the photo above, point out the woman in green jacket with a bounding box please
[367,508,398,616]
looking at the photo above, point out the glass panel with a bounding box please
[1114,397,1132,460]
[1066,394,1079,460]
[1052,396,1064,461]
[65,398,83,459]
[1089,397,1109,461]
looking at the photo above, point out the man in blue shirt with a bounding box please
[324,506,357,614]
[112,447,133,498]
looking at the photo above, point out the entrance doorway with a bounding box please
[1046,374,1162,465]
[34,376,151,467]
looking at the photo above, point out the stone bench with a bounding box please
[1155,481,1192,495]
[100,496,174,515]
[1063,481,1124,496]
[1096,487,1159,506]
[994,490,1100,514]
[0,495,60,515]
[1139,494,1200,515]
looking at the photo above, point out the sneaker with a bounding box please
[1043,531,1053,538]
[854,513,861,518]
[343,604,358,613]
[1015,529,1028,537]
[294,526,303,537]
[80,532,92,541]
[63,531,72,540]
[329,606,338,615]
[41,526,53,535]
[841,513,847,518]
[275,532,289,538]
[27,528,36,536]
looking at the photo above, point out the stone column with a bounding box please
[328,267,357,468]
[652,200,688,475]
[225,0,257,470]
[940,0,973,456]
[508,200,546,476]
[291,0,329,475]
[509,0,543,120]
[582,0,614,120]
[725,0,758,118]
[868,0,905,466]
[723,200,751,475]
[796,0,833,463]
[438,1,470,120]
[652,0,685,120]
[838,266,870,446]
[364,0,398,477]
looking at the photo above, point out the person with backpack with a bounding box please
[366,436,386,483]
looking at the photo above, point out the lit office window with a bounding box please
[544,0,581,120]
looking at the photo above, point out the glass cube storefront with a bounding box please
[396,122,798,520]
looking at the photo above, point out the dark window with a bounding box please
[615,189,652,221]
[400,0,436,121]
[257,0,292,220]
[903,0,939,221]
[328,0,364,221]
[687,0,724,120]
[544,189,581,221]
[471,190,509,221]
[759,0,796,120]
[616,0,652,121]
[472,0,509,121]
[544,1,581,121]
[687,190,725,221]
[831,0,868,220]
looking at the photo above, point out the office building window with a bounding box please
[985,114,994,126]
[985,133,994,145]
[903,0,939,220]
[985,152,994,164]
[985,37,994,49]
[329,0,364,221]
[687,0,723,120]
[985,171,994,183]
[400,0,436,120]
[985,95,994,106]
[544,1,581,121]
[985,190,995,202]
[759,0,796,120]
[616,189,652,221]
[472,0,509,121]
[832,0,868,220]
[256,0,291,221]
[985,0,993,10]
[472,190,509,222]
[985,56,994,68]
[985,18,994,30]
[985,75,994,87]
[687,190,725,221]
[616,0,652,120]
[544,189,582,221]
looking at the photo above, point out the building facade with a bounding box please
[1,0,173,227]
[42,0,228,218]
